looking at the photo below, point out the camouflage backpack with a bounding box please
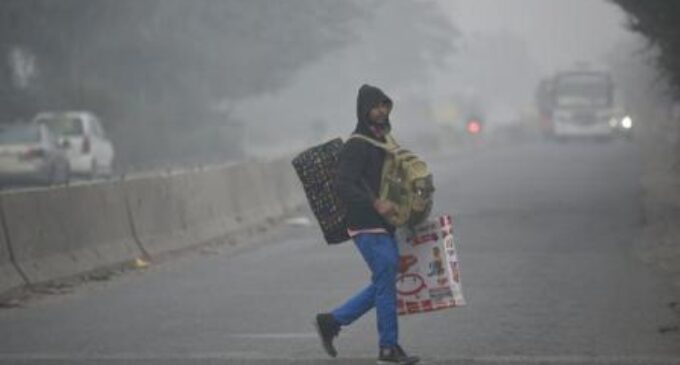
[349,134,435,227]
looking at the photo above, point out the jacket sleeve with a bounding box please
[335,140,375,208]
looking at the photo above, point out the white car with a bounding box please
[34,111,115,178]
[0,123,70,186]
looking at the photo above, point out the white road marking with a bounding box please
[230,332,317,339]
[284,216,313,227]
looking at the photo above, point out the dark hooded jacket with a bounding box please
[335,84,395,234]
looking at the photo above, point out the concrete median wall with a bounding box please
[1,183,143,284]
[182,167,242,243]
[123,173,194,257]
[0,205,26,296]
[225,162,275,227]
[0,158,305,296]
[121,159,305,257]
[266,157,304,213]
[123,165,244,257]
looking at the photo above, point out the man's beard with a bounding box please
[368,119,390,137]
[370,118,388,126]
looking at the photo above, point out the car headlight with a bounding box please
[621,116,633,129]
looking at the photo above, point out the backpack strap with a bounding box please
[349,133,400,153]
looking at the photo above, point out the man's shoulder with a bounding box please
[343,136,369,149]
[345,133,387,147]
[339,136,371,161]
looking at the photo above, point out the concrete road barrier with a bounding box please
[123,166,246,257]
[123,173,194,257]
[257,161,286,219]
[1,183,143,284]
[182,166,241,244]
[0,204,26,296]
[267,157,305,213]
[0,158,306,296]
[224,162,272,228]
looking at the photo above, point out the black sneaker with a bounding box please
[314,313,340,358]
[377,345,420,365]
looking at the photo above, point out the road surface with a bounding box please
[0,139,678,364]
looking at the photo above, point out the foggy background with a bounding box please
[233,0,643,158]
[0,0,665,170]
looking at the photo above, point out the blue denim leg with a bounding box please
[331,233,399,348]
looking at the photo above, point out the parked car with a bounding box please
[34,111,115,178]
[0,123,70,186]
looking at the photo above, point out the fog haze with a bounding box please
[447,0,633,74]
[230,0,640,158]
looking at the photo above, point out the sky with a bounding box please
[444,0,635,75]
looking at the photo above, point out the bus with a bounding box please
[549,70,616,139]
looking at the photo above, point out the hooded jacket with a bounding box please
[335,84,395,234]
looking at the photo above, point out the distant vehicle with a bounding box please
[34,111,115,178]
[551,71,616,139]
[0,123,70,186]
[537,70,624,140]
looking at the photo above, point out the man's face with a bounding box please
[368,101,391,124]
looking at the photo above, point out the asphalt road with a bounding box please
[0,139,679,365]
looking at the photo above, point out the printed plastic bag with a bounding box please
[396,215,466,315]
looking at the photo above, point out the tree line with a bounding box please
[611,0,680,101]
[0,0,455,168]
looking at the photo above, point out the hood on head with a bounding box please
[355,84,392,139]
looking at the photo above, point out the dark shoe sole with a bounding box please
[377,357,420,365]
[376,361,420,365]
[313,319,337,358]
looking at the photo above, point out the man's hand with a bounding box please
[373,199,396,216]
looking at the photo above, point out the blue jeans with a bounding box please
[331,233,399,348]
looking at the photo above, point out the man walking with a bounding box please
[314,84,420,365]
